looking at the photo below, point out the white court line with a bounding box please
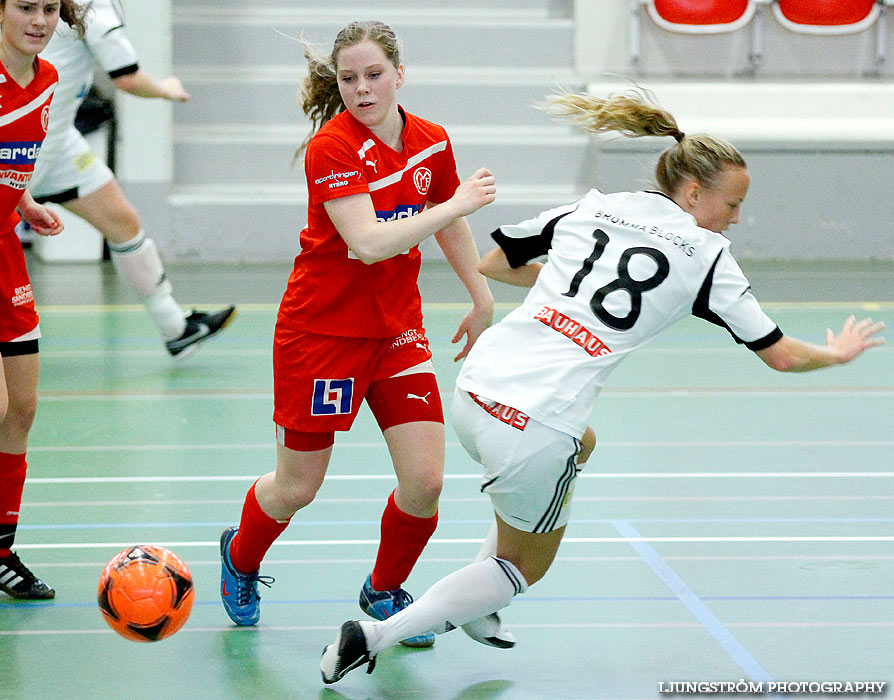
[28,554,894,569]
[22,471,894,484]
[35,346,892,357]
[1,621,890,637]
[39,348,271,358]
[22,494,894,508]
[39,347,747,360]
[26,439,894,452]
[13,536,894,551]
[35,388,894,400]
[36,301,894,311]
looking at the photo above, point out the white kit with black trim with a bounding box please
[456,188,781,437]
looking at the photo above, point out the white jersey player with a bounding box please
[320,86,885,684]
[32,0,138,185]
[27,0,235,358]
[457,187,781,440]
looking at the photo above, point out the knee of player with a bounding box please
[3,396,37,433]
[514,559,549,587]
[101,207,142,242]
[401,468,443,507]
[495,540,557,588]
[272,479,320,513]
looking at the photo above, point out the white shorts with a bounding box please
[30,126,114,202]
[451,388,583,533]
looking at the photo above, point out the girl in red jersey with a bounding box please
[0,0,88,600]
[220,21,496,645]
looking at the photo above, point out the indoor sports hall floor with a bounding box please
[1,256,892,700]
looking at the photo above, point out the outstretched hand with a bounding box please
[159,76,191,102]
[826,315,885,364]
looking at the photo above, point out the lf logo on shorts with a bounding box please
[312,379,354,416]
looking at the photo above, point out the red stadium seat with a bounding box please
[772,0,881,34]
[646,0,757,33]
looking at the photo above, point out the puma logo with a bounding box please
[365,159,377,172]
[407,392,431,404]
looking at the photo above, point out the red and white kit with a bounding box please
[0,57,57,345]
[274,107,460,435]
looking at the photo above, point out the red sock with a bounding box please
[0,452,27,558]
[229,480,290,574]
[370,490,438,591]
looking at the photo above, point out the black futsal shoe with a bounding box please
[0,551,55,599]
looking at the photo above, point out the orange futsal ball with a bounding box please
[97,545,195,642]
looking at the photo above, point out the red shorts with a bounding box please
[0,221,40,345]
[273,326,443,433]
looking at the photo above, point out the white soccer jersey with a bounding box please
[38,0,137,152]
[456,189,781,437]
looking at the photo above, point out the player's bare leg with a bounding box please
[359,420,444,647]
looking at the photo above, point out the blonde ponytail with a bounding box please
[544,86,746,194]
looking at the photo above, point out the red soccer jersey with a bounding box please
[0,57,57,229]
[278,107,461,338]
[0,57,57,343]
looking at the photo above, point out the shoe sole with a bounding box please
[0,586,55,600]
[396,635,435,649]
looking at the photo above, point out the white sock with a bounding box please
[109,231,185,339]
[462,523,509,643]
[362,556,528,654]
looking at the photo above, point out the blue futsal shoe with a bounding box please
[219,527,274,626]
[358,574,435,648]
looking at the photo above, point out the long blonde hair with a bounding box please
[544,86,746,194]
[296,20,402,156]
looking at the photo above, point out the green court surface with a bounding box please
[1,265,892,700]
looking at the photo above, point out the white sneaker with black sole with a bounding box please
[461,612,516,648]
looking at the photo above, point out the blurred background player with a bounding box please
[25,0,235,358]
[219,21,495,648]
[0,0,89,600]
[320,86,886,683]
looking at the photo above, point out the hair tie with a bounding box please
[672,130,685,143]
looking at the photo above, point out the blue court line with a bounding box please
[613,520,777,686]
[6,593,894,611]
[16,515,894,531]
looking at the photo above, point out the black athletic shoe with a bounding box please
[320,620,377,684]
[166,306,236,359]
[0,551,55,599]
